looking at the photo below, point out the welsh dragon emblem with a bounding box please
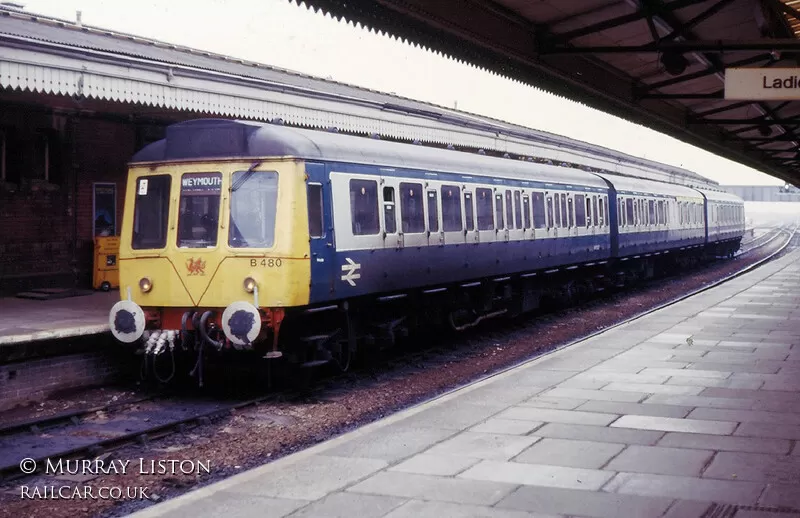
[186,257,206,276]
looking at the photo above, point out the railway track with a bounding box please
[1,225,795,483]
[736,224,791,255]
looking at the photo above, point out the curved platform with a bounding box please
[130,249,800,518]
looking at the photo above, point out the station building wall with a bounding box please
[0,97,166,295]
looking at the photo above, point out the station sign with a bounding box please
[725,68,800,100]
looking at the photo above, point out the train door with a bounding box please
[440,183,465,245]
[463,187,479,244]
[398,180,428,248]
[305,162,335,297]
[475,187,495,244]
[497,190,509,242]
[426,187,444,246]
[380,179,402,249]
[508,189,525,242]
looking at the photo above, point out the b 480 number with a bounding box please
[250,258,282,268]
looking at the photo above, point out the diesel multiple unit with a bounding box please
[109,119,745,379]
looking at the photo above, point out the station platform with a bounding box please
[0,291,116,346]
[129,247,800,518]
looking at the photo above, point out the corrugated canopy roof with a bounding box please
[0,4,724,188]
[297,0,800,187]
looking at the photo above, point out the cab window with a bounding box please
[177,172,222,249]
[132,175,171,250]
[229,171,279,248]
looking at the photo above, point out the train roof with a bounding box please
[131,119,612,189]
[594,171,705,200]
[692,186,745,204]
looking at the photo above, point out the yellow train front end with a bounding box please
[109,157,312,368]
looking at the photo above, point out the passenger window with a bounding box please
[514,190,522,229]
[350,179,380,236]
[400,182,425,233]
[427,190,439,233]
[626,198,634,226]
[560,194,568,228]
[649,200,655,226]
[505,190,513,229]
[383,186,397,234]
[476,188,493,230]
[441,185,462,232]
[464,191,475,231]
[592,196,599,226]
[575,194,586,227]
[495,193,505,229]
[546,196,554,229]
[522,194,531,229]
[307,183,324,238]
[532,191,546,229]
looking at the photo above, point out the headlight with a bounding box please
[139,277,153,293]
[243,277,257,293]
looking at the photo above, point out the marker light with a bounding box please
[139,277,153,293]
[243,277,257,293]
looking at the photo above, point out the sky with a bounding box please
[15,0,789,186]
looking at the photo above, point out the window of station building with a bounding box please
[476,188,493,230]
[383,186,397,234]
[575,194,586,227]
[178,172,223,249]
[546,195,554,229]
[132,175,171,250]
[522,194,531,229]
[349,179,380,236]
[3,128,61,187]
[495,192,505,229]
[400,182,425,233]
[441,185,462,232]
[464,191,475,231]
[505,190,513,229]
[307,183,324,238]
[427,190,439,233]
[514,190,523,229]
[532,191,546,229]
[229,171,280,248]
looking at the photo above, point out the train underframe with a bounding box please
[134,238,741,386]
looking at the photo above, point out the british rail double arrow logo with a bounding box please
[341,258,361,286]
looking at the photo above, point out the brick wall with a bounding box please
[0,104,140,294]
[0,350,125,411]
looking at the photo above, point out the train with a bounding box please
[108,118,745,381]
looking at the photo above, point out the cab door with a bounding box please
[305,162,335,300]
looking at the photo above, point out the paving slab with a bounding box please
[125,249,800,518]
[0,291,117,345]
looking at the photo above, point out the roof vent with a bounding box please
[478,149,486,155]
[503,153,510,159]
[447,144,455,150]
[327,126,339,133]
[272,118,284,125]
[412,139,421,145]
[370,133,380,140]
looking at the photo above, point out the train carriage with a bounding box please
[109,118,744,376]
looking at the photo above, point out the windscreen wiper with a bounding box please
[230,161,262,192]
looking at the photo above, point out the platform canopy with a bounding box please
[296,0,800,187]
